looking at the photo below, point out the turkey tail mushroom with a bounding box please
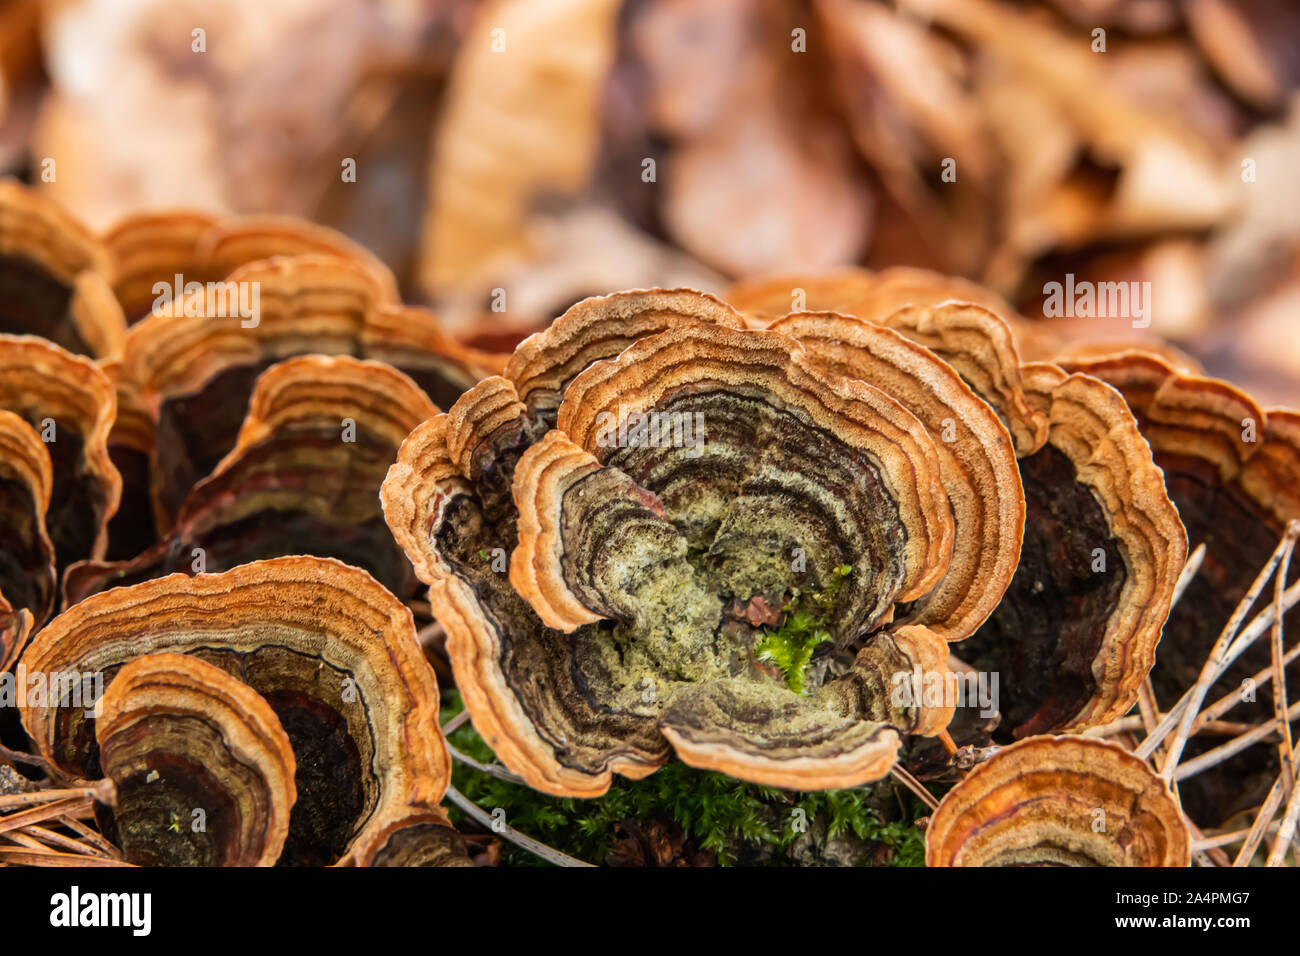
[95,653,296,867]
[19,556,449,867]
[925,735,1190,867]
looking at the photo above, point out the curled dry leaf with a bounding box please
[420,0,622,311]
[908,0,1234,245]
[95,652,296,867]
[925,735,1191,866]
[20,556,449,866]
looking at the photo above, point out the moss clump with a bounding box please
[440,688,927,866]
[755,564,852,693]
[754,611,830,694]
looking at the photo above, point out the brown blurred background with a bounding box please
[3,0,1297,401]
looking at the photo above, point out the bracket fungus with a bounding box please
[696,292,1184,741]
[103,210,400,323]
[98,358,161,560]
[0,334,120,574]
[123,254,499,521]
[0,182,126,358]
[346,808,473,868]
[955,362,1187,737]
[725,266,1060,361]
[384,288,961,795]
[766,311,1024,643]
[95,653,296,867]
[65,355,438,604]
[20,556,450,866]
[756,297,1184,739]
[1059,347,1300,824]
[0,410,55,671]
[872,301,1050,457]
[925,736,1191,867]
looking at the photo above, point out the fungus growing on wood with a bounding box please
[0,410,55,671]
[874,301,1049,456]
[768,311,1024,642]
[0,335,120,573]
[504,287,747,429]
[98,359,160,561]
[720,269,878,325]
[123,255,497,520]
[20,556,449,866]
[347,808,473,868]
[94,653,296,867]
[385,289,960,795]
[724,266,1060,360]
[0,182,126,357]
[955,363,1187,737]
[65,355,437,604]
[1059,348,1300,826]
[925,735,1191,867]
[103,210,399,322]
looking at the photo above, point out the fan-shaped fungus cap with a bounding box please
[728,282,1052,458]
[65,355,438,604]
[875,301,1050,457]
[97,359,161,560]
[720,269,878,325]
[103,210,399,322]
[0,182,126,358]
[1057,348,1300,824]
[95,653,296,867]
[725,266,1061,360]
[957,364,1188,736]
[504,287,747,429]
[123,254,493,520]
[347,808,473,868]
[925,736,1191,866]
[0,335,120,571]
[1056,348,1300,529]
[769,312,1024,641]
[0,410,54,670]
[385,290,959,795]
[20,556,449,866]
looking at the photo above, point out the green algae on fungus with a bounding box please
[383,290,961,796]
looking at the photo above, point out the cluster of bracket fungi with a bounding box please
[0,181,1297,867]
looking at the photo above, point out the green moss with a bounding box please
[755,564,852,693]
[754,612,830,694]
[440,688,928,867]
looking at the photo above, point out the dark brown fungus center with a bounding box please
[0,255,87,355]
[959,444,1126,738]
[98,722,245,867]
